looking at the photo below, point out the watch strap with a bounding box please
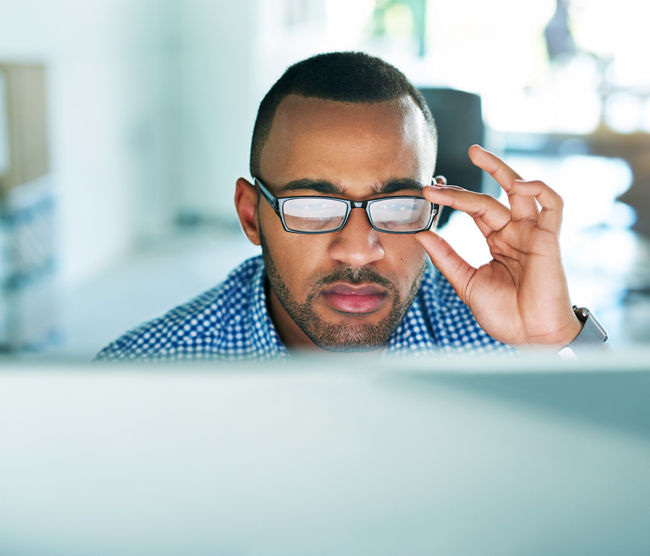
[566,305,608,348]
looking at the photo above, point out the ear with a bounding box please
[234,177,261,246]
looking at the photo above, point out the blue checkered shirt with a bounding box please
[95,255,510,361]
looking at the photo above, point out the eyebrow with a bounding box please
[278,177,424,195]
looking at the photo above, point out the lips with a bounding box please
[320,283,388,314]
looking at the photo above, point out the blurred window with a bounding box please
[322,0,650,134]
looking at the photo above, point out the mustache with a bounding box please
[315,267,395,290]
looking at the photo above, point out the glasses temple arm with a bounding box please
[253,177,280,213]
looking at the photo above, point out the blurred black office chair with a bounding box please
[418,87,485,227]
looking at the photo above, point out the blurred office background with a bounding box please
[1,0,649,359]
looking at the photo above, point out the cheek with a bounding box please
[385,237,428,288]
[263,227,331,294]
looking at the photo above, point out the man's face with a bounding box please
[240,94,436,351]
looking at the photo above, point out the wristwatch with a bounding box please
[564,305,609,350]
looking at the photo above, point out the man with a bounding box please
[96,52,606,361]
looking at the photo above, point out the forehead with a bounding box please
[259,95,435,189]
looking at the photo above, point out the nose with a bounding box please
[328,207,385,268]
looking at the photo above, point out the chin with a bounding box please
[302,319,397,352]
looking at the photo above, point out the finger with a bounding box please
[468,145,539,221]
[473,216,493,238]
[512,180,564,233]
[423,185,511,234]
[415,230,476,304]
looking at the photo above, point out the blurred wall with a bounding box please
[0,0,277,288]
[0,0,179,287]
[177,0,257,222]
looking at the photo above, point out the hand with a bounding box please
[415,145,582,346]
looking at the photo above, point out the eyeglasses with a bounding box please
[253,177,438,234]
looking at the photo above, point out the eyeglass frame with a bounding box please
[252,176,439,235]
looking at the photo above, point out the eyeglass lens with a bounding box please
[369,198,431,231]
[283,198,348,232]
[282,197,431,232]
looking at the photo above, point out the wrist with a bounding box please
[562,314,585,346]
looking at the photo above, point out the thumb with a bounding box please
[415,230,475,304]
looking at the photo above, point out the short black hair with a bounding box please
[249,51,436,177]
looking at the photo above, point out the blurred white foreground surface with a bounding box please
[1,351,649,556]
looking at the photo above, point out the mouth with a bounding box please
[320,282,389,315]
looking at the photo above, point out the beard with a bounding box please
[260,232,425,352]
